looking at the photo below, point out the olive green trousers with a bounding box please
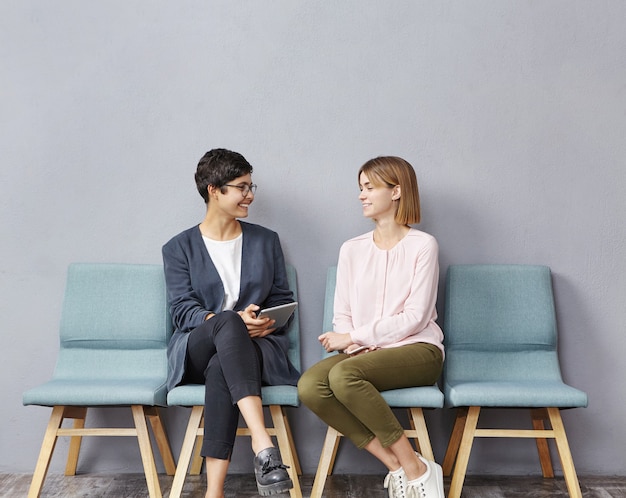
[298,342,443,449]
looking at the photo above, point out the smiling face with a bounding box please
[358,171,400,222]
[209,173,255,219]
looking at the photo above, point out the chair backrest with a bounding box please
[444,264,564,383]
[319,266,338,358]
[323,266,337,335]
[285,264,301,371]
[53,263,172,381]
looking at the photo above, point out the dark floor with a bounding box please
[2,473,626,498]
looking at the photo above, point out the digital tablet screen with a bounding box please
[257,302,298,328]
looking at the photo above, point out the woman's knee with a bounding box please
[297,369,319,404]
[215,310,245,328]
[210,310,248,341]
[192,310,244,341]
[327,361,364,400]
[298,355,348,408]
[298,367,333,410]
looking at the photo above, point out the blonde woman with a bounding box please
[298,156,445,498]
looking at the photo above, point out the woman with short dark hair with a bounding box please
[163,148,298,498]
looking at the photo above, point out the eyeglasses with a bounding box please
[223,183,257,197]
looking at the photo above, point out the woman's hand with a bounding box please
[239,304,276,338]
[318,331,353,353]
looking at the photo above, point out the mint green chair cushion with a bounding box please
[23,263,172,407]
[443,264,587,408]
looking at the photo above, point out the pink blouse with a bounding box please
[333,228,444,354]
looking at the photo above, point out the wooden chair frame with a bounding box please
[442,265,587,498]
[310,406,437,498]
[443,406,582,498]
[24,264,177,498]
[28,405,175,498]
[168,404,302,498]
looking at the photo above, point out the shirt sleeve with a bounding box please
[162,237,212,333]
[332,243,355,334]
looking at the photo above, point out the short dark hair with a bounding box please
[195,148,253,203]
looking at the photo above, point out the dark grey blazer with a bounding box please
[162,222,300,391]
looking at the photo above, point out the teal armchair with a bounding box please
[442,264,588,498]
[23,263,175,498]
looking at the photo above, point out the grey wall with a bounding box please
[2,1,625,478]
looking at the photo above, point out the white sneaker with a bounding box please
[406,456,444,498]
[383,467,407,498]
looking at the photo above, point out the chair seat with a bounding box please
[445,380,588,408]
[23,378,168,407]
[167,384,299,407]
[380,385,444,408]
[259,385,300,406]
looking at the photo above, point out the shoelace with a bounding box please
[406,481,426,498]
[260,458,290,476]
[384,471,407,498]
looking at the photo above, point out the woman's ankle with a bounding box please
[251,435,274,456]
[403,453,428,480]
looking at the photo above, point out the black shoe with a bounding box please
[253,447,293,496]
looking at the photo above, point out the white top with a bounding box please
[334,228,444,354]
[202,233,243,311]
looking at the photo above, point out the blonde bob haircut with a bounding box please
[358,156,421,225]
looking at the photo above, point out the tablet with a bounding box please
[257,302,298,328]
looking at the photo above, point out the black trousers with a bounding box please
[185,310,263,460]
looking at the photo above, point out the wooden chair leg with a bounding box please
[28,405,65,498]
[547,407,583,498]
[189,411,204,475]
[310,426,342,498]
[190,434,204,475]
[448,406,480,498]
[146,407,176,476]
[442,407,468,476]
[169,406,204,498]
[407,408,418,448]
[64,407,87,476]
[278,406,302,476]
[131,405,162,498]
[408,407,435,461]
[269,405,302,498]
[531,408,554,478]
